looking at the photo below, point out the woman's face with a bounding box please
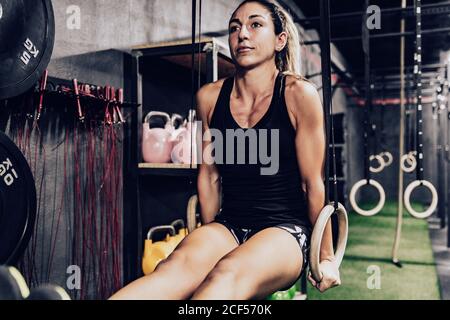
[228,2,286,70]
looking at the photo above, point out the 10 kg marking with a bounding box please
[0,158,19,186]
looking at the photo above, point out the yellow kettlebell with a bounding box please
[169,219,188,248]
[142,225,176,275]
[164,224,179,252]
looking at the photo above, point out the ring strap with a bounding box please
[414,0,424,181]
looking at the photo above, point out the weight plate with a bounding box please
[0,131,36,264]
[0,0,55,100]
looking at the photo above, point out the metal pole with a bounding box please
[319,0,333,205]
[297,1,450,23]
[191,0,197,110]
[446,63,450,247]
[392,0,407,267]
[437,83,447,228]
[351,63,447,75]
[362,0,372,186]
[303,27,450,45]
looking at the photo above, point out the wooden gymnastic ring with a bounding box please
[401,153,416,173]
[310,202,348,283]
[369,154,385,173]
[349,179,386,216]
[380,151,393,167]
[404,180,438,219]
[187,194,199,233]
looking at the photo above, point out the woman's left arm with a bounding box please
[286,79,340,292]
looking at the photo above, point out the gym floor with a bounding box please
[309,201,441,300]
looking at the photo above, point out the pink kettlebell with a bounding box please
[170,114,185,140]
[171,110,197,164]
[142,111,174,163]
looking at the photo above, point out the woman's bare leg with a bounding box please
[191,227,303,300]
[109,222,238,300]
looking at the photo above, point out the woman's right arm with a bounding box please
[196,85,221,224]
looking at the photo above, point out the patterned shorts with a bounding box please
[214,217,310,289]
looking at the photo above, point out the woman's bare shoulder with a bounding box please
[284,74,322,119]
[196,78,228,124]
[197,78,227,101]
[284,74,318,97]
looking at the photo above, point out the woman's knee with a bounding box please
[205,258,241,285]
[197,258,257,299]
[156,247,212,277]
[155,250,188,272]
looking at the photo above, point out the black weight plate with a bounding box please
[0,131,36,265]
[0,0,55,100]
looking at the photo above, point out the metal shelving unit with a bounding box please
[122,37,234,283]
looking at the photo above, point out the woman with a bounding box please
[111,0,340,300]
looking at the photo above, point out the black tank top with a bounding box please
[210,73,311,232]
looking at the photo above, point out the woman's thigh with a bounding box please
[111,222,239,299]
[204,227,303,299]
[155,222,240,290]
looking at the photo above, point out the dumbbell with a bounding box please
[0,266,30,300]
[26,284,71,300]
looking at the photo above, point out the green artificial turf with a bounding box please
[307,201,441,300]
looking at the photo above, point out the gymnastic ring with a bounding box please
[369,155,385,173]
[407,151,417,165]
[310,202,348,283]
[349,179,386,216]
[187,194,199,233]
[380,151,393,167]
[404,180,438,219]
[401,153,416,173]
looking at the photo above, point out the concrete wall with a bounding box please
[48,0,241,85]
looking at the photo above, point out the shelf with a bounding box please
[132,37,235,80]
[139,163,198,169]
[132,37,230,57]
[124,37,234,282]
[138,163,198,177]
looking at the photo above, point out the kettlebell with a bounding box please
[287,284,297,299]
[170,114,186,141]
[266,288,293,300]
[142,225,176,275]
[142,111,174,163]
[167,219,188,249]
[171,110,197,164]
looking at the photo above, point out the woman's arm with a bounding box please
[286,79,334,262]
[196,85,221,224]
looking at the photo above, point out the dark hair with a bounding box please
[230,0,302,77]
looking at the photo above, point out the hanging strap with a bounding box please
[320,0,338,209]
[191,0,197,111]
[190,0,202,171]
[362,0,372,182]
[380,76,387,151]
[446,63,450,163]
[197,0,202,91]
[409,74,417,153]
[414,0,424,181]
[405,75,412,152]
